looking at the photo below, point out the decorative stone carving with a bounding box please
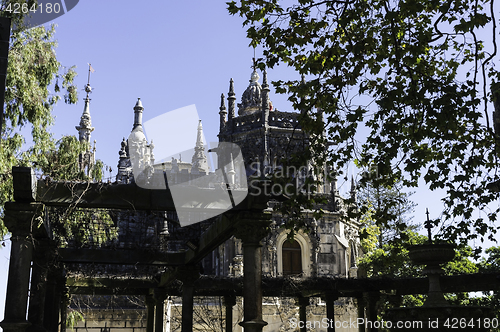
[232,255,243,277]
[238,70,263,115]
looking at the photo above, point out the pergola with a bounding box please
[1,167,499,332]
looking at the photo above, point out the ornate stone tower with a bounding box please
[218,68,312,186]
[116,98,155,184]
[75,82,95,176]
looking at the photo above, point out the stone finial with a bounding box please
[220,93,227,111]
[133,98,144,131]
[191,120,209,174]
[229,78,235,96]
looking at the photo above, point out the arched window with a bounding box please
[282,239,302,275]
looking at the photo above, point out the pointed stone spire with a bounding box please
[191,120,209,174]
[219,93,227,132]
[76,83,95,144]
[228,78,236,121]
[350,176,357,203]
[128,98,148,182]
[75,82,95,176]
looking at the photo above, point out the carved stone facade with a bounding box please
[72,67,360,332]
[209,68,360,281]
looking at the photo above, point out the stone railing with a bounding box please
[231,111,301,131]
[232,112,262,131]
[268,111,300,128]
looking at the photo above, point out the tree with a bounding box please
[357,177,422,278]
[227,0,500,243]
[0,0,78,237]
[474,246,500,328]
[357,174,417,246]
[356,173,485,320]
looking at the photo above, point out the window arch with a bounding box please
[276,231,312,277]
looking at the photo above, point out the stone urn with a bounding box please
[384,243,494,332]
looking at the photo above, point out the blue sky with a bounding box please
[0,0,498,324]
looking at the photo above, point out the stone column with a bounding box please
[0,203,42,332]
[357,295,366,332]
[43,267,64,332]
[178,266,200,332]
[59,288,70,332]
[234,213,271,332]
[366,292,380,332]
[145,294,155,332]
[322,292,338,332]
[153,289,167,332]
[27,240,54,332]
[224,295,236,332]
[296,297,309,332]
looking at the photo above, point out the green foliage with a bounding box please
[358,174,417,245]
[50,207,117,248]
[474,246,500,325]
[0,1,79,238]
[228,0,500,243]
[66,309,84,330]
[359,229,427,278]
[38,135,103,181]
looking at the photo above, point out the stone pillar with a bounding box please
[27,240,54,332]
[178,266,200,332]
[43,267,64,332]
[357,295,366,332]
[145,295,155,332]
[59,288,70,332]
[322,292,338,332]
[224,295,236,332]
[153,289,167,332]
[296,297,309,332]
[366,292,380,332]
[234,213,271,332]
[0,203,42,332]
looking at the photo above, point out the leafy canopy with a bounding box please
[0,0,79,237]
[228,0,500,243]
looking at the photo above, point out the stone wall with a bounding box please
[71,296,359,332]
[72,309,146,332]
